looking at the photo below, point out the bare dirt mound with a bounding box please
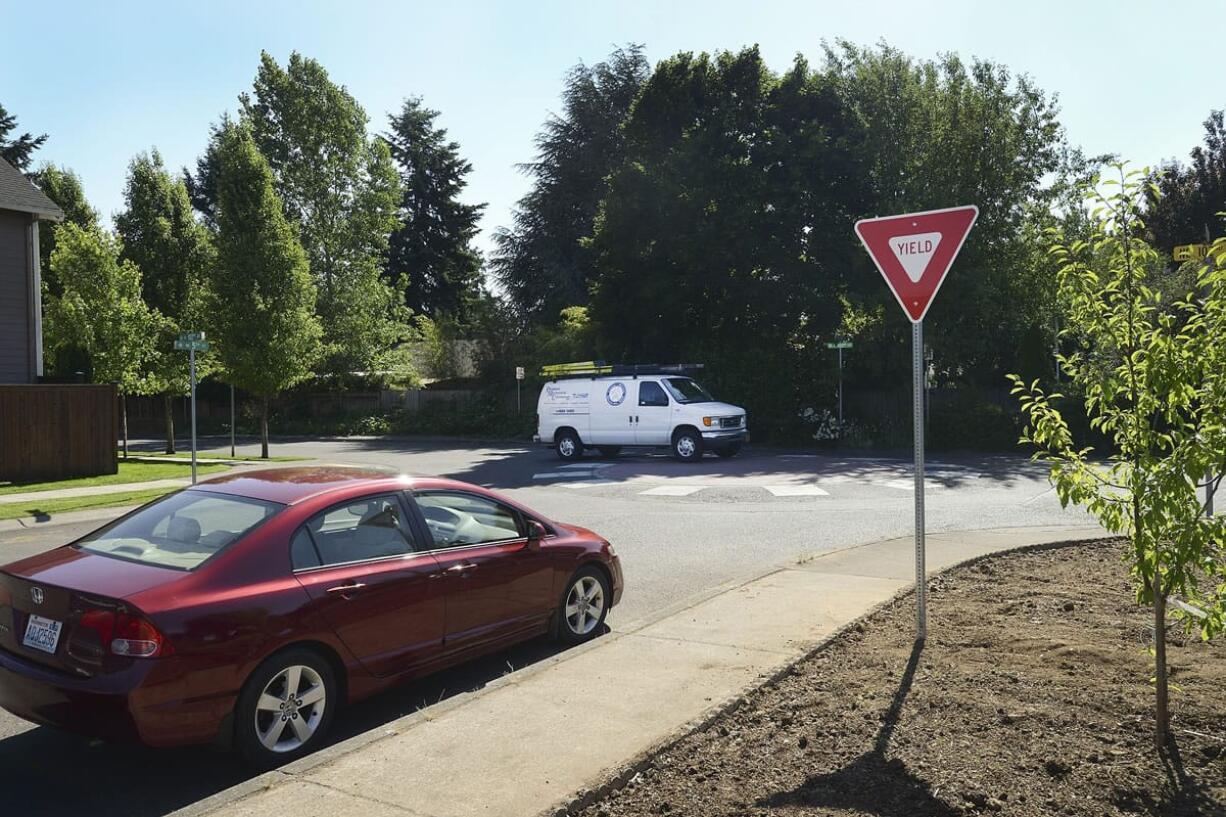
[578,540,1226,816]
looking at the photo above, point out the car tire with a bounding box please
[672,427,703,462]
[556,429,584,461]
[597,446,622,458]
[234,647,337,769]
[715,442,742,459]
[555,565,611,646]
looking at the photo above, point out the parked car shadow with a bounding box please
[0,630,603,817]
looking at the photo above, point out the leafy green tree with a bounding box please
[116,149,216,453]
[43,224,162,455]
[824,42,1066,389]
[1147,109,1226,253]
[383,98,485,322]
[491,45,649,321]
[209,122,321,458]
[28,163,99,308]
[240,51,406,378]
[0,103,47,171]
[1010,167,1226,747]
[588,48,867,433]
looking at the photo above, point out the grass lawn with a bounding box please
[0,460,229,496]
[0,488,177,521]
[120,451,308,462]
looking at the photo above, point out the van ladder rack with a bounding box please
[539,361,704,379]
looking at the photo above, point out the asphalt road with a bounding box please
[0,437,1095,815]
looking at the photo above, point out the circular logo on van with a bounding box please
[605,382,627,406]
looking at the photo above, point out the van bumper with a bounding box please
[701,429,748,444]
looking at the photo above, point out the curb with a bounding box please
[541,534,1119,817]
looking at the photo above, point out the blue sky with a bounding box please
[3,0,1222,257]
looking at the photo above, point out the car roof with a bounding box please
[188,465,476,505]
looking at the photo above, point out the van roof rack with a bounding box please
[540,361,704,379]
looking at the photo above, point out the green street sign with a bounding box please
[174,338,210,352]
[825,340,853,350]
[178,331,206,343]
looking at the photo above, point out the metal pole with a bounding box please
[837,347,844,424]
[230,383,236,458]
[913,320,927,640]
[1207,473,1215,517]
[517,379,521,413]
[190,348,198,485]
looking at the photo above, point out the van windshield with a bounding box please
[663,378,714,404]
[76,491,283,570]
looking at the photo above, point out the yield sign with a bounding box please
[854,205,978,322]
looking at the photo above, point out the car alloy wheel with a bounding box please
[557,566,611,645]
[254,664,327,753]
[673,431,702,461]
[556,430,584,461]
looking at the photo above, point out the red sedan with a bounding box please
[0,467,622,766]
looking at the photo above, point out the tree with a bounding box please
[209,122,321,458]
[1148,109,1226,253]
[823,42,1067,389]
[491,45,650,321]
[28,164,98,296]
[116,149,215,454]
[0,103,47,171]
[242,52,406,378]
[383,98,485,322]
[43,224,162,455]
[1010,167,1226,748]
[588,48,867,432]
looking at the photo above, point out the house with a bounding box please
[0,158,117,482]
[0,156,62,383]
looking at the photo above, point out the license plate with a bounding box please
[22,614,62,655]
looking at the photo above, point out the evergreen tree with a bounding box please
[209,122,321,458]
[491,45,649,321]
[383,97,485,322]
[0,103,47,171]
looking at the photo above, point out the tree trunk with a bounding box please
[120,394,128,460]
[260,396,269,459]
[163,394,176,454]
[1153,567,1170,748]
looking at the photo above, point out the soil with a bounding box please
[578,540,1226,817]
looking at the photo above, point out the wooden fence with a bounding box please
[0,384,117,481]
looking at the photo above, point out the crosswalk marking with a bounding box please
[764,484,829,497]
[532,472,596,480]
[876,478,946,491]
[639,484,708,497]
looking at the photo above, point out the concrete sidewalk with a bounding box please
[178,523,1107,817]
[0,478,193,505]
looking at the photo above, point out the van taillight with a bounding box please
[78,608,173,658]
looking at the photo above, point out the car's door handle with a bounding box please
[433,562,477,578]
[325,582,366,596]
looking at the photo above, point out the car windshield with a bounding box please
[663,377,714,404]
[76,490,283,570]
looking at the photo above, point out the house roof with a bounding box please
[0,157,63,221]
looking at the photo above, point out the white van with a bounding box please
[534,364,748,462]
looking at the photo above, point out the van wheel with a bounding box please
[672,428,703,462]
[597,446,622,458]
[556,429,584,461]
[715,442,742,459]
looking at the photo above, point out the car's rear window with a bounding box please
[75,490,283,570]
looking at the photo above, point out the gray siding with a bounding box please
[0,209,31,383]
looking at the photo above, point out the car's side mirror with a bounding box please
[526,519,547,549]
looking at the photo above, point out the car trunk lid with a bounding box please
[0,547,181,675]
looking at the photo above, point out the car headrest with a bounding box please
[167,516,202,543]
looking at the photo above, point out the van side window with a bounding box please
[639,381,669,407]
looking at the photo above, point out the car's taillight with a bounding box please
[78,608,173,658]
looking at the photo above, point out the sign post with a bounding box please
[855,205,978,640]
[515,366,525,413]
[174,332,210,484]
[825,340,853,423]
